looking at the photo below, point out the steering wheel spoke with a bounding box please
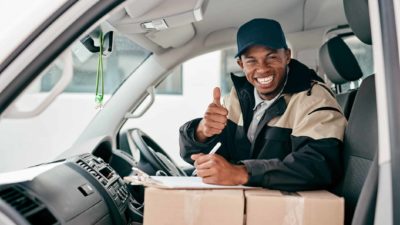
[128,128,186,176]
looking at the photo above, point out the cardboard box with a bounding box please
[245,189,344,225]
[142,187,344,225]
[143,187,244,225]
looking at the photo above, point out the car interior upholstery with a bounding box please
[332,0,379,224]
[319,26,378,225]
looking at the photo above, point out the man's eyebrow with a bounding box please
[266,49,278,55]
[242,55,255,59]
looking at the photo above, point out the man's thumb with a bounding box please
[213,87,221,106]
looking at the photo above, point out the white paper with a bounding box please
[126,175,259,189]
[0,162,64,185]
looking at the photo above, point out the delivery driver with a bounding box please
[179,18,347,191]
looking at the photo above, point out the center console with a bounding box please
[75,154,130,212]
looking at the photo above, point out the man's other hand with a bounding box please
[191,153,249,185]
[195,87,228,142]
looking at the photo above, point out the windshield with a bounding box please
[0,0,68,63]
[0,23,151,172]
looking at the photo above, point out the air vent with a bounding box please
[76,160,107,185]
[0,186,59,225]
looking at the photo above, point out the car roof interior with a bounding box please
[108,0,347,63]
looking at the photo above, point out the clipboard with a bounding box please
[123,167,259,189]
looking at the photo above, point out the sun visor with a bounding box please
[145,24,195,48]
[112,0,207,34]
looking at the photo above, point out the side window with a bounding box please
[123,50,226,166]
[156,66,183,95]
[220,47,242,95]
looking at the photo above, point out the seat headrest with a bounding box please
[344,0,371,44]
[319,36,363,84]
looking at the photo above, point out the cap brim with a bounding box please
[235,41,285,58]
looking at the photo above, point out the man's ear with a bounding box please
[237,58,244,69]
[285,48,292,64]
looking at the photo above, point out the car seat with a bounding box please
[332,0,379,224]
[319,35,363,119]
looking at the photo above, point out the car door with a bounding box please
[367,0,400,224]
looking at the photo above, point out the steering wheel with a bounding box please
[129,128,186,176]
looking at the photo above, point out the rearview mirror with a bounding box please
[80,31,114,57]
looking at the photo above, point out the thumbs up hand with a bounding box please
[212,86,223,106]
[195,87,229,143]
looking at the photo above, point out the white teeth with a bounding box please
[257,76,273,85]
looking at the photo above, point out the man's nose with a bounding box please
[255,61,270,73]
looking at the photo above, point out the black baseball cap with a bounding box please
[235,18,288,58]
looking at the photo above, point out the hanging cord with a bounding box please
[95,32,104,109]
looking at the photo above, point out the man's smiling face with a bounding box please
[237,45,291,100]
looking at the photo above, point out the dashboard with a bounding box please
[0,151,143,225]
